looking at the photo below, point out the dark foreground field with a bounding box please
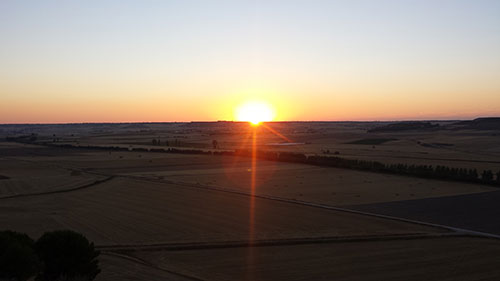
[351,190,500,235]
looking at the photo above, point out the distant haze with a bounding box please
[1,0,499,123]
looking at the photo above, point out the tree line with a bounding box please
[146,146,500,186]
[230,149,500,186]
[151,138,183,146]
[25,141,500,187]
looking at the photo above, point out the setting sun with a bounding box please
[236,101,275,125]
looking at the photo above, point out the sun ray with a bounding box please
[246,126,257,279]
[261,123,294,143]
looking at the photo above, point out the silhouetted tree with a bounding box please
[468,169,479,181]
[482,170,494,183]
[35,230,100,281]
[0,231,40,281]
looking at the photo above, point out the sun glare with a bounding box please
[236,101,275,125]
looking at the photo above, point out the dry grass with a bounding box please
[25,149,493,206]
[0,177,441,245]
[0,158,105,198]
[140,157,495,206]
[1,138,500,280]
[97,253,192,281]
[132,237,500,281]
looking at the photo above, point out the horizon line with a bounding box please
[2,117,499,126]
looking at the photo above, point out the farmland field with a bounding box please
[130,237,500,281]
[1,120,500,280]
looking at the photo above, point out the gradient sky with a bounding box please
[1,0,499,123]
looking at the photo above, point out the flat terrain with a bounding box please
[0,172,442,246]
[351,190,500,235]
[9,146,492,206]
[161,163,495,206]
[0,158,106,198]
[1,120,500,280]
[130,237,500,281]
[3,121,500,172]
[97,253,193,281]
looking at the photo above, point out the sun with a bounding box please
[236,101,275,125]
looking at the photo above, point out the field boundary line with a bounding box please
[0,176,114,200]
[97,232,471,252]
[102,252,205,281]
[122,175,500,240]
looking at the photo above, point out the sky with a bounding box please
[1,0,499,123]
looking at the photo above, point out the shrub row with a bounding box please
[232,149,500,186]
[41,142,500,186]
